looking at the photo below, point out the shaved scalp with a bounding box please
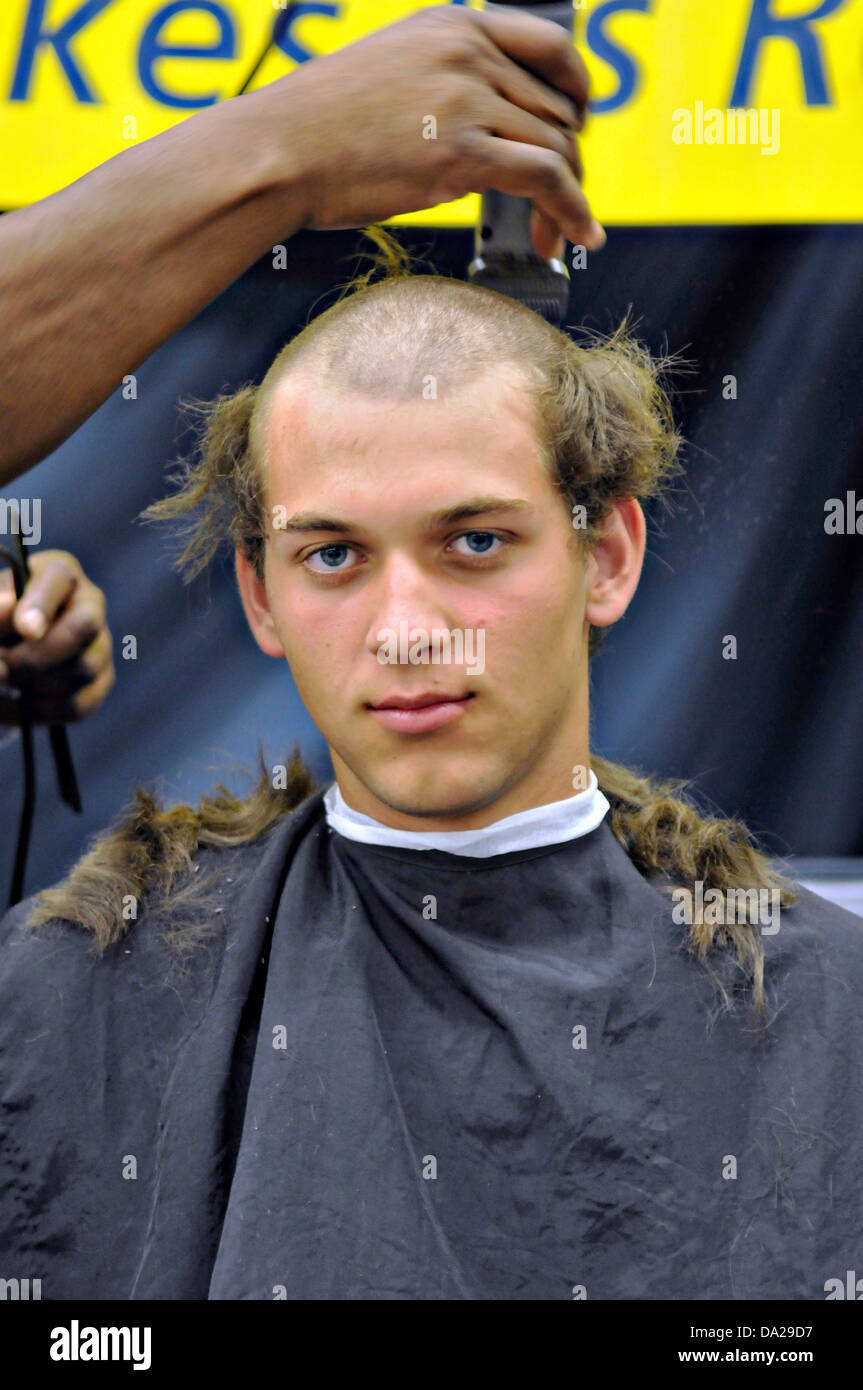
[147,242,682,588]
[255,274,545,415]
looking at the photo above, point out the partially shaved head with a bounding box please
[247,276,556,517]
[148,268,680,594]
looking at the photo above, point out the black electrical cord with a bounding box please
[1,536,81,909]
[0,540,37,909]
[234,4,301,97]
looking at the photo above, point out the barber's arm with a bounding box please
[0,552,114,725]
[0,5,602,485]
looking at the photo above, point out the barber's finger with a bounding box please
[1,582,106,672]
[64,659,117,722]
[0,570,15,635]
[478,92,585,185]
[478,41,581,134]
[40,627,113,695]
[12,556,80,641]
[0,658,116,725]
[12,628,113,697]
[473,136,605,250]
[530,207,566,261]
[475,7,590,126]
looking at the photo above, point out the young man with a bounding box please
[1,261,861,1302]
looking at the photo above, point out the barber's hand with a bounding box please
[278,4,603,257]
[0,551,115,725]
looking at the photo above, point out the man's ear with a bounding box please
[235,547,285,659]
[584,499,646,630]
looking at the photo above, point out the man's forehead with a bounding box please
[263,376,403,472]
[264,369,324,436]
[257,370,562,530]
[261,361,538,455]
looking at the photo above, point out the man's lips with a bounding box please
[367,692,476,733]
[370,691,473,711]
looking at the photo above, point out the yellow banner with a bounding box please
[0,0,861,223]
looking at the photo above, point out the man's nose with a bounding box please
[364,554,453,660]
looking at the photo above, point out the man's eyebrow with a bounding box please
[277,497,534,535]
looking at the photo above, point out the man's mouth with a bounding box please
[367,691,476,734]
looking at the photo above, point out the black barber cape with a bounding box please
[1,787,862,1301]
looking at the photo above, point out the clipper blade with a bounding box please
[467,253,571,328]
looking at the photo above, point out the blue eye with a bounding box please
[305,544,355,573]
[452,531,502,556]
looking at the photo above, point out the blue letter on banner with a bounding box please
[585,0,651,114]
[138,1,235,108]
[731,0,845,107]
[274,2,340,67]
[10,0,113,102]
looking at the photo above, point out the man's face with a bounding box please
[242,366,598,829]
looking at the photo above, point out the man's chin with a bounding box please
[349,766,511,830]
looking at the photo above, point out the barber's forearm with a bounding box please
[0,7,601,485]
[0,89,310,485]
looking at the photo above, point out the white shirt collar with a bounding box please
[322,771,609,859]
